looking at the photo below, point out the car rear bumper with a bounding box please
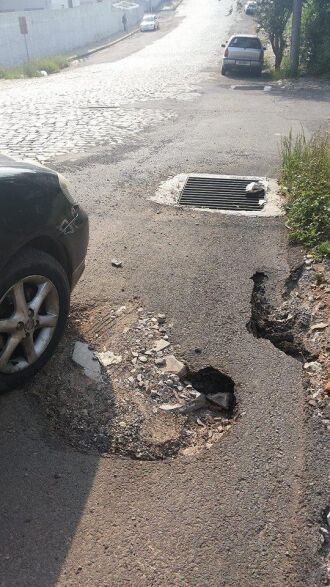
[223,58,262,69]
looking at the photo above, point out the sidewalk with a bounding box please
[69,0,185,61]
[69,25,140,61]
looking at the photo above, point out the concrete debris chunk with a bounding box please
[111,258,122,268]
[138,355,148,363]
[72,342,102,381]
[155,357,166,367]
[206,392,234,411]
[96,350,122,366]
[157,313,166,324]
[153,339,170,352]
[303,361,322,372]
[311,322,328,331]
[158,402,183,412]
[178,393,208,414]
[245,181,264,194]
[162,355,187,378]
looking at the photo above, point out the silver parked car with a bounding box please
[140,14,159,32]
[244,1,257,15]
[221,34,266,76]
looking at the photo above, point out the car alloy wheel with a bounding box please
[0,275,59,374]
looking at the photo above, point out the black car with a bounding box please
[0,156,89,392]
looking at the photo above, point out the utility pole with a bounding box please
[290,0,303,77]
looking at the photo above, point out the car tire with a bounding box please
[221,66,227,76]
[0,248,70,393]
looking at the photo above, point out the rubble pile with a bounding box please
[298,257,330,421]
[30,302,236,460]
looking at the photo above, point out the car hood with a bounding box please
[0,155,57,179]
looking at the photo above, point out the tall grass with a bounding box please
[0,55,69,79]
[280,129,330,257]
[263,54,295,80]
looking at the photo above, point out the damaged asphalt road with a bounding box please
[0,0,330,585]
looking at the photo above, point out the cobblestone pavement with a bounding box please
[0,0,231,163]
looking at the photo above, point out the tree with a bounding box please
[301,0,330,75]
[257,0,293,69]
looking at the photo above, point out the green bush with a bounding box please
[0,67,24,79]
[301,0,330,76]
[34,56,69,74]
[22,63,41,77]
[0,55,69,79]
[266,55,292,80]
[280,130,330,257]
[314,241,330,260]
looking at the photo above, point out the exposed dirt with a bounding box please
[247,257,329,413]
[247,269,313,361]
[28,301,237,460]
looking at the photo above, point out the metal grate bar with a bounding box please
[179,175,265,211]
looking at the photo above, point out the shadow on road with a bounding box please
[0,385,99,586]
[223,70,272,82]
[221,70,330,102]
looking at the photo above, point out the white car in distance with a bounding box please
[140,14,159,32]
[244,1,257,14]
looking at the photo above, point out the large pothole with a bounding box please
[28,302,237,460]
[247,270,313,361]
[185,367,236,413]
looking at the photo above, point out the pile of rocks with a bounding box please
[39,302,234,459]
[83,307,202,413]
[299,257,329,423]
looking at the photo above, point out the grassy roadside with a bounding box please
[280,130,330,258]
[0,55,69,79]
[263,54,292,80]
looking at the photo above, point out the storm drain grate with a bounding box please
[179,175,266,211]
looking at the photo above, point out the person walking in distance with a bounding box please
[122,12,128,32]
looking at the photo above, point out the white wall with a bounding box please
[0,0,81,11]
[139,0,164,12]
[0,0,50,10]
[0,0,144,67]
